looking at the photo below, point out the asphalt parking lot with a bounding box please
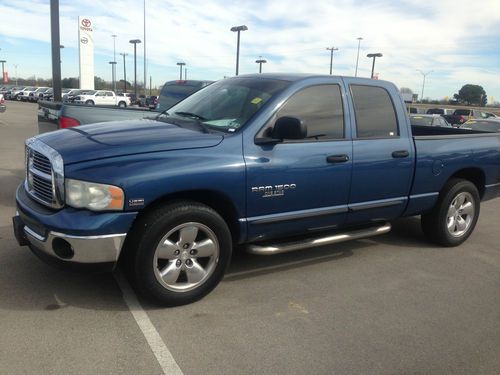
[0,101,499,374]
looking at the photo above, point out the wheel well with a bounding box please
[449,168,485,198]
[137,190,241,243]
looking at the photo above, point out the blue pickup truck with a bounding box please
[13,74,500,306]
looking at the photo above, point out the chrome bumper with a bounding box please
[24,225,127,264]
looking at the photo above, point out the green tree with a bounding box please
[453,84,487,106]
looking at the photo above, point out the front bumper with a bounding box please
[14,184,137,266]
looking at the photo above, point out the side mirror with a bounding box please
[272,116,307,140]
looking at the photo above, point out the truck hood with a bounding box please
[37,119,224,164]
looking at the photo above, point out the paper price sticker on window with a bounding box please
[251,97,262,104]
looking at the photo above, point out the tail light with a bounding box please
[59,116,81,128]
[459,115,465,123]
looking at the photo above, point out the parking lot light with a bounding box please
[355,37,363,77]
[129,39,142,98]
[176,62,186,80]
[230,25,248,76]
[255,57,267,73]
[326,47,338,75]
[120,53,128,93]
[367,53,382,79]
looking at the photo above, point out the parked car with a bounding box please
[7,86,26,100]
[62,89,83,103]
[410,114,452,127]
[461,119,500,132]
[116,93,133,107]
[73,90,129,107]
[18,87,37,101]
[29,87,50,102]
[444,108,496,127]
[0,93,6,113]
[16,74,500,306]
[157,80,213,112]
[39,88,54,101]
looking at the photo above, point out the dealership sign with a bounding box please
[78,16,94,89]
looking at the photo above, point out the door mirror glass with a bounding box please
[272,116,307,140]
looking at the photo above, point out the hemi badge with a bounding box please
[128,198,145,207]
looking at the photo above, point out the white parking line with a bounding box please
[114,271,183,375]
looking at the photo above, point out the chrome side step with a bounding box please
[246,223,391,255]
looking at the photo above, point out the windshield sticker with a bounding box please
[251,97,263,104]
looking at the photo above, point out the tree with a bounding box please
[453,84,487,106]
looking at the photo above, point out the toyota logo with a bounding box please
[80,37,88,44]
[81,19,91,27]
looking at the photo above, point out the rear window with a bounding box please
[410,116,433,126]
[454,109,471,116]
[426,108,444,114]
[351,85,399,138]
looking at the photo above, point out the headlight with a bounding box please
[65,178,124,211]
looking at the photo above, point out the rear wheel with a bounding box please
[421,179,480,246]
[127,201,232,306]
[85,100,94,105]
[118,101,127,108]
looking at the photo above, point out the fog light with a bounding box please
[52,238,74,259]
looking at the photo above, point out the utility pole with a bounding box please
[417,69,433,102]
[326,47,338,75]
[129,39,141,98]
[111,34,117,92]
[120,53,128,92]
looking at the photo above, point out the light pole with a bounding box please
[14,64,18,86]
[255,56,267,73]
[417,69,433,102]
[367,53,383,79]
[354,37,363,77]
[0,60,6,83]
[176,62,186,80]
[111,34,117,92]
[230,25,248,76]
[109,61,117,90]
[326,47,338,75]
[143,0,147,96]
[120,53,128,92]
[129,39,141,98]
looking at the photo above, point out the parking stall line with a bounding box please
[114,271,183,375]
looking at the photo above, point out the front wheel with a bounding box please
[85,100,94,105]
[421,179,480,246]
[128,201,232,306]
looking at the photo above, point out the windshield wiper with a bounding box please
[174,111,208,121]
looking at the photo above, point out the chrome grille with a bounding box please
[25,138,64,209]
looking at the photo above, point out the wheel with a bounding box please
[127,201,232,306]
[118,101,127,108]
[85,100,94,105]
[421,179,480,246]
[16,95,22,101]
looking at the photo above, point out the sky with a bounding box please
[0,0,499,102]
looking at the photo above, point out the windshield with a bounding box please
[410,116,433,126]
[157,78,289,133]
[81,90,96,95]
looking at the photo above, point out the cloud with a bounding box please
[0,0,499,99]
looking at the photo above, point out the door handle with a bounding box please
[327,154,349,163]
[392,150,409,158]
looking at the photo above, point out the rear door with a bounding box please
[244,81,353,241]
[343,80,414,224]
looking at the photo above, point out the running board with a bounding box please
[246,223,391,255]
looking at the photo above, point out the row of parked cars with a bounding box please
[408,107,500,132]
[0,85,159,109]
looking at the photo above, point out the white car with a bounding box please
[18,87,37,101]
[0,94,6,113]
[74,90,129,107]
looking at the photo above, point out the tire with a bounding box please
[85,100,94,105]
[16,95,22,101]
[127,201,232,306]
[421,178,480,247]
[118,101,127,108]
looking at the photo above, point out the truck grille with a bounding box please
[25,138,65,209]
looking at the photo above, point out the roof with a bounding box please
[233,73,375,83]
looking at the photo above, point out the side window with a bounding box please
[350,85,399,138]
[275,85,344,140]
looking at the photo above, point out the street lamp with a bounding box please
[367,53,383,79]
[109,61,117,90]
[111,34,117,91]
[417,69,433,102]
[326,47,338,75]
[176,62,186,80]
[230,25,248,76]
[0,60,6,83]
[129,39,141,98]
[120,53,128,92]
[354,37,363,77]
[255,56,267,73]
[13,64,18,86]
